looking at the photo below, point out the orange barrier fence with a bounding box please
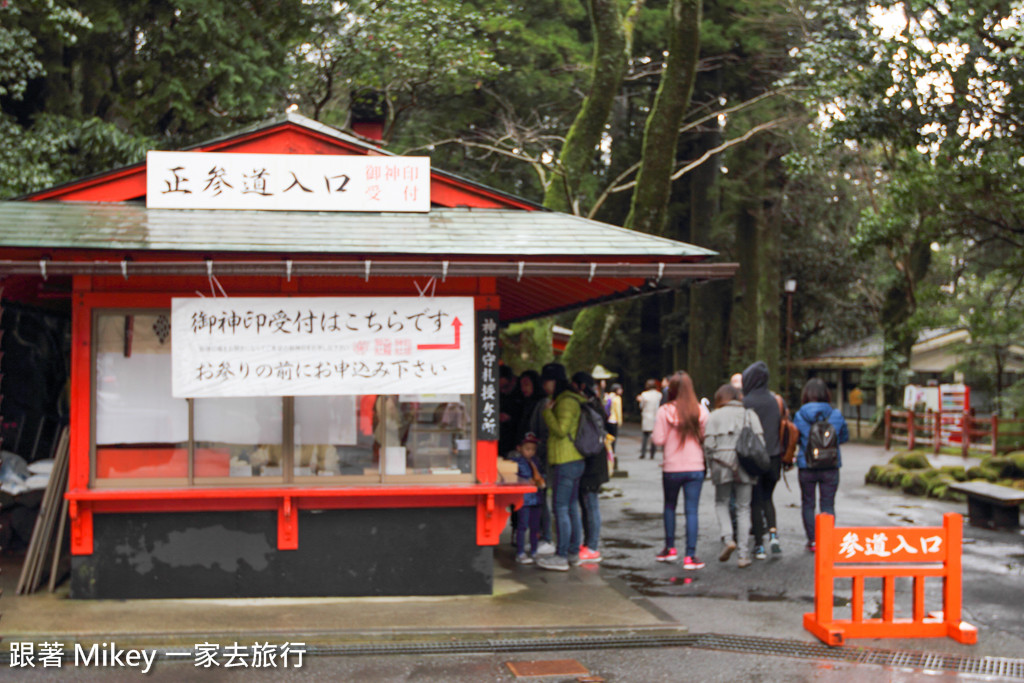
[804,513,977,646]
[885,407,1024,456]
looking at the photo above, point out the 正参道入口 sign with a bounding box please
[171,297,474,398]
[146,151,430,212]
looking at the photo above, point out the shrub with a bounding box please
[966,465,998,482]
[877,465,905,487]
[901,472,930,496]
[939,466,967,482]
[890,452,931,470]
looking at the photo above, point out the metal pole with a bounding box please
[785,291,793,400]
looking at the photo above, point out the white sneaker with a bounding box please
[536,554,570,571]
[516,552,534,565]
[535,540,556,555]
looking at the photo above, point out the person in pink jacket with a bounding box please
[652,370,710,569]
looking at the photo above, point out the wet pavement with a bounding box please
[595,426,1024,658]
[1,423,1022,681]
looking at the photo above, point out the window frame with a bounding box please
[90,307,476,488]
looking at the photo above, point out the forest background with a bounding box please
[3,0,1023,416]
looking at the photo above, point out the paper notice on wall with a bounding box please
[171,297,475,398]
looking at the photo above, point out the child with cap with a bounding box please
[511,432,546,564]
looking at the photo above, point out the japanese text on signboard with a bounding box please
[476,311,500,440]
[172,297,474,398]
[146,151,430,212]
[833,526,947,563]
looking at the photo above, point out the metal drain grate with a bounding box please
[300,632,1024,679]
[3,633,1022,679]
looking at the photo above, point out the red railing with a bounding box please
[885,407,1024,456]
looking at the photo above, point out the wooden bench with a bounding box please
[948,481,1024,529]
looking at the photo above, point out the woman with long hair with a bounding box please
[794,377,849,552]
[651,370,710,569]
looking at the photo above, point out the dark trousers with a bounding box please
[515,505,542,556]
[751,456,782,544]
[798,467,840,543]
[640,430,656,458]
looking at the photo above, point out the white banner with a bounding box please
[171,297,475,398]
[146,151,430,211]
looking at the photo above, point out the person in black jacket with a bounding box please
[574,371,608,564]
[742,361,782,559]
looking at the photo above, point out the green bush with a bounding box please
[939,466,967,482]
[889,452,932,470]
[901,472,931,496]
[877,465,906,487]
[966,465,998,482]
[986,456,1018,478]
[1010,453,1024,477]
[865,465,885,485]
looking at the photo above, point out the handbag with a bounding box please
[735,410,770,477]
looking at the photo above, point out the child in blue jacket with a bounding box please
[511,433,546,564]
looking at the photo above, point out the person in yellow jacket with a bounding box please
[604,383,623,453]
[536,363,586,572]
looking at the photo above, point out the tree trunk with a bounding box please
[686,127,728,400]
[542,0,632,213]
[758,195,782,387]
[625,0,701,235]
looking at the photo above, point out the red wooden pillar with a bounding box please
[884,407,891,450]
[475,278,499,485]
[907,409,916,450]
[991,414,999,455]
[961,410,971,458]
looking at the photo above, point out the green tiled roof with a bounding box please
[0,201,716,258]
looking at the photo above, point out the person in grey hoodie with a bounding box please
[704,383,764,567]
[741,361,782,559]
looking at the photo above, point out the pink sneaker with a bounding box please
[683,556,705,570]
[577,546,602,564]
[656,548,678,562]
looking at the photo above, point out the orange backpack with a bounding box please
[775,393,799,465]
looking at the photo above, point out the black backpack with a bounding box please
[806,411,839,469]
[574,400,608,459]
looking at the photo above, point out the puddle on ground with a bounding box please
[747,591,788,602]
[620,510,663,522]
[601,538,649,550]
[618,572,704,596]
[796,595,849,607]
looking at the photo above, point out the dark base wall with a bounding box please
[71,507,492,599]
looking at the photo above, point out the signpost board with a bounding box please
[147,151,430,212]
[171,297,474,397]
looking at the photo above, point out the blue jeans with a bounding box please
[552,459,585,558]
[579,488,601,550]
[663,470,704,557]
[799,467,840,543]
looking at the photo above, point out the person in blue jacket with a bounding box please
[793,378,849,553]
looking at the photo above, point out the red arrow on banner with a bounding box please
[417,316,463,350]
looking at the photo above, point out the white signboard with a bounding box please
[146,151,430,211]
[171,297,474,398]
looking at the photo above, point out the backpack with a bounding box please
[775,394,799,465]
[806,410,839,469]
[574,400,608,459]
[736,410,770,477]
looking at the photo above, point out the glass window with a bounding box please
[293,394,474,480]
[194,397,283,480]
[92,309,476,486]
[395,394,474,476]
[94,313,188,481]
[294,395,374,478]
